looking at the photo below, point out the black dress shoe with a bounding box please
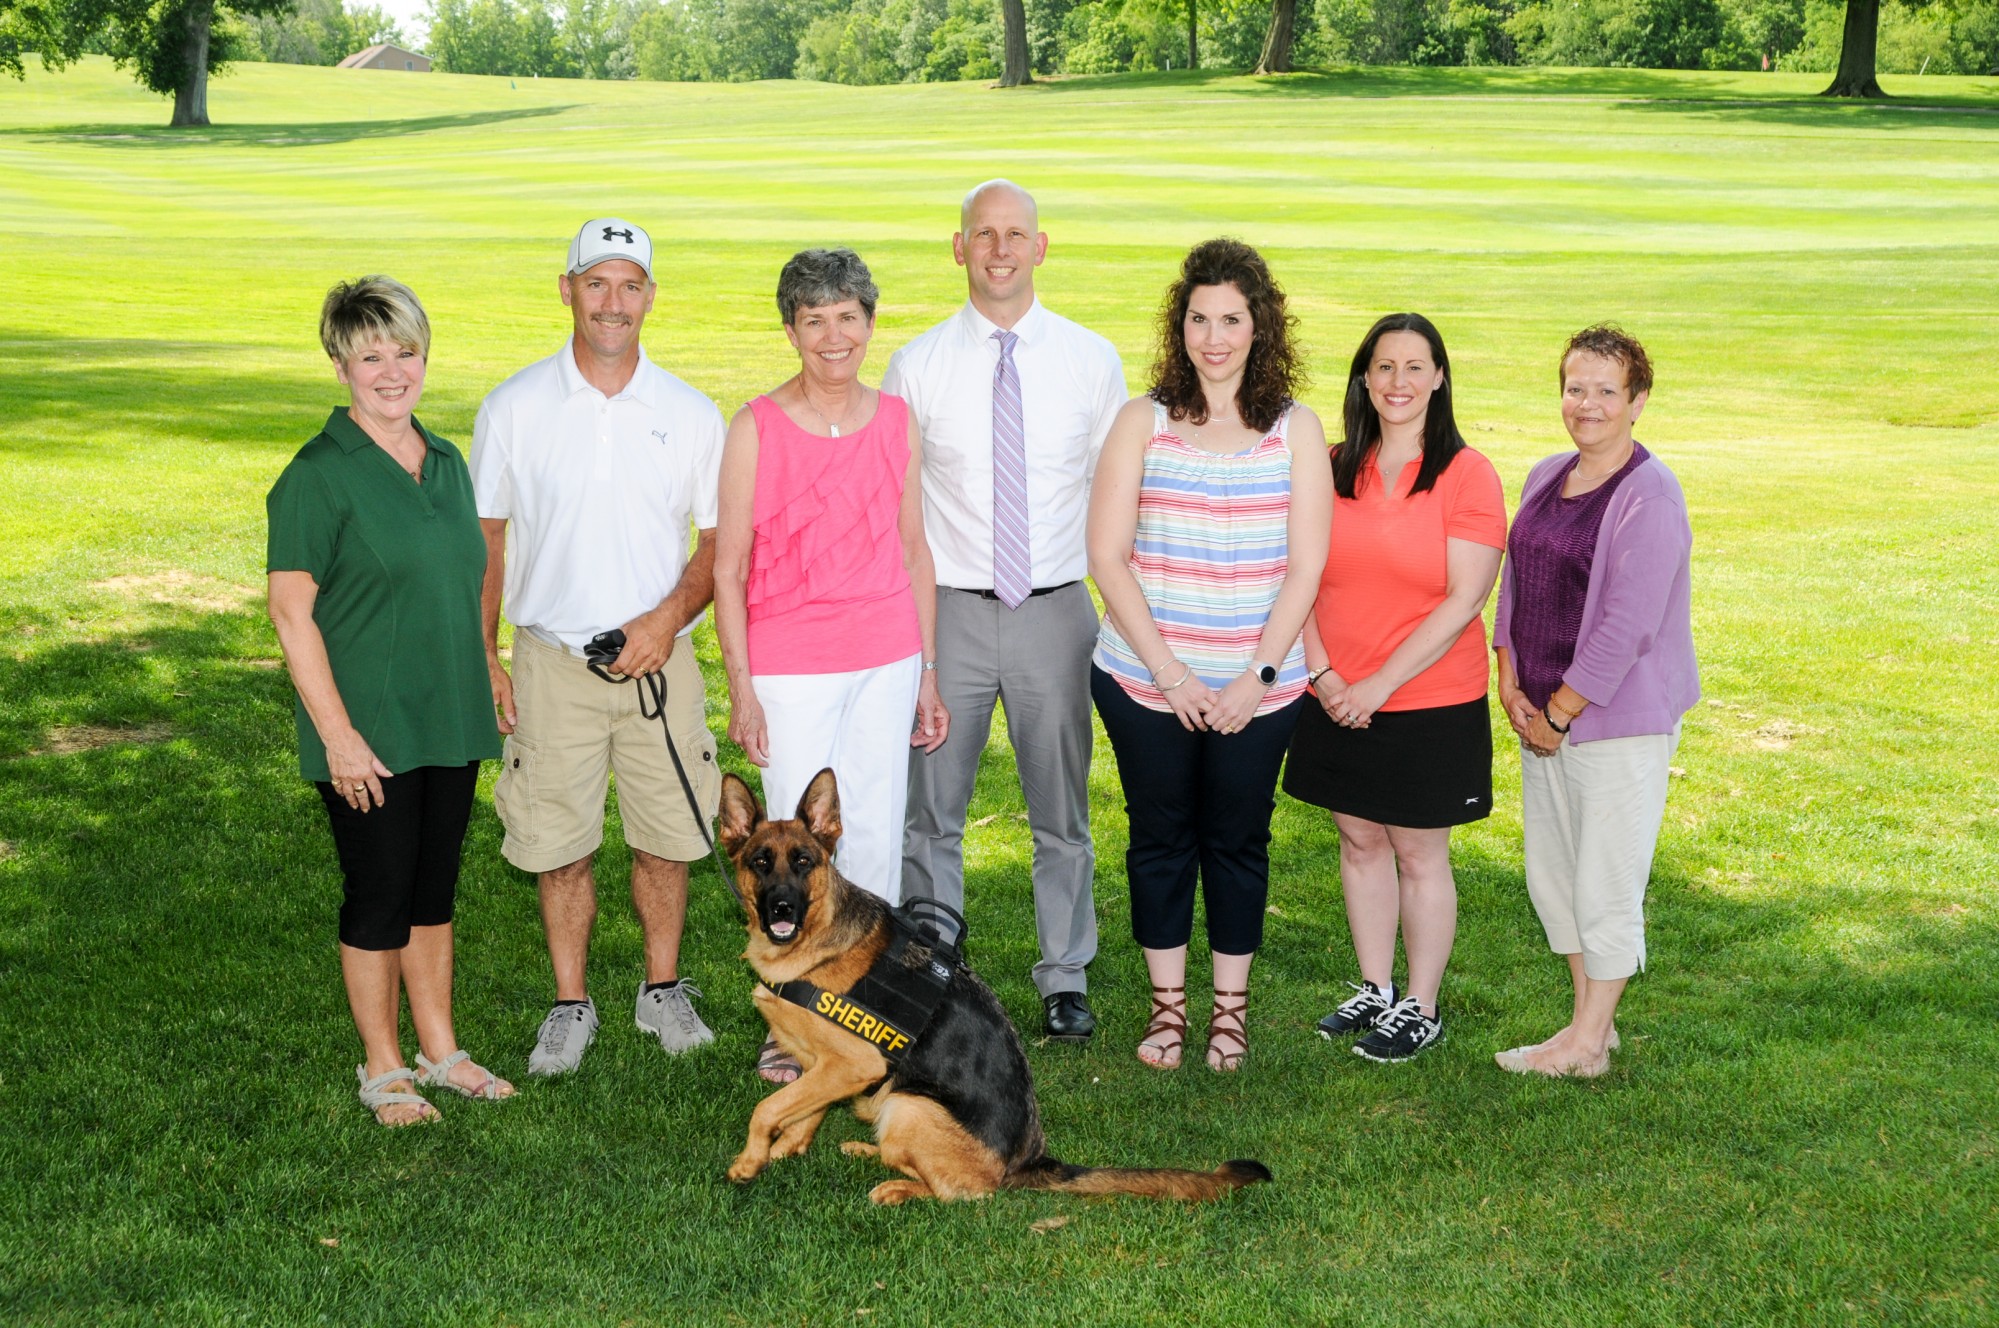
[1043,991,1096,1042]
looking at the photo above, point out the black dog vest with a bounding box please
[759,899,965,1068]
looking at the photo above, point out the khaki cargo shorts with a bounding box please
[493,631,721,872]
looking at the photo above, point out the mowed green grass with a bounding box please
[2,57,1997,1326]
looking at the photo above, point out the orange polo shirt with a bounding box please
[1316,446,1507,711]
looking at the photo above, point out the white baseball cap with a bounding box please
[567,218,653,278]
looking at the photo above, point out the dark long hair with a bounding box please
[1332,313,1466,500]
[1146,237,1302,434]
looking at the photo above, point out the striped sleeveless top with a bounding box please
[1094,400,1309,715]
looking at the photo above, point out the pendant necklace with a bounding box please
[803,384,860,437]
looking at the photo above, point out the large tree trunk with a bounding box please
[1821,0,1885,97]
[170,0,214,126]
[997,0,1031,87]
[1186,0,1198,71]
[1256,0,1296,73]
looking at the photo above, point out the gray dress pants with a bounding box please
[903,582,1099,996]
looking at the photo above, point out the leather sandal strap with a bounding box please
[1208,991,1249,1067]
[1143,985,1187,1042]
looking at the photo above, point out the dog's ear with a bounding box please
[796,767,842,851]
[718,773,763,856]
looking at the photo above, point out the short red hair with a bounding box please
[1560,324,1653,397]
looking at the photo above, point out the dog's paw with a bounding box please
[868,1179,928,1206]
[726,1154,766,1184]
[840,1141,880,1158]
[769,1134,814,1161]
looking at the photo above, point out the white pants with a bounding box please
[1519,724,1681,982]
[752,653,921,904]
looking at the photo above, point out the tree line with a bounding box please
[399,0,1997,85]
[3,0,1992,124]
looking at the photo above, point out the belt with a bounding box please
[520,626,594,658]
[948,581,1079,600]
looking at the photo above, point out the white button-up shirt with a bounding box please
[471,338,724,649]
[883,300,1126,591]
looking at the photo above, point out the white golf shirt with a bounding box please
[883,300,1126,591]
[471,338,724,650]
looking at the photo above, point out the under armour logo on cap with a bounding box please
[568,217,653,279]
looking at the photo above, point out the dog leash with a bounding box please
[634,668,744,906]
[583,633,742,905]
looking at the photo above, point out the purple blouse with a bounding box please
[1493,448,1699,744]
[1506,444,1650,708]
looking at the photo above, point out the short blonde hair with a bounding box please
[320,276,430,363]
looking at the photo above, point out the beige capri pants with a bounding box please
[1519,723,1681,982]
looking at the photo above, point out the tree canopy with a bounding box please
[7,0,1993,122]
[2,0,298,122]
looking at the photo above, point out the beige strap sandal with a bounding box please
[416,1050,513,1101]
[356,1065,438,1127]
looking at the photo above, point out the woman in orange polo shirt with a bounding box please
[1284,313,1506,1063]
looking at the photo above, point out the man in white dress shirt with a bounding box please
[883,180,1126,1040]
[472,218,727,1075]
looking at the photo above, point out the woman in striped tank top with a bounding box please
[1086,239,1332,1072]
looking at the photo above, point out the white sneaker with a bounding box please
[528,999,599,1076]
[635,981,714,1055]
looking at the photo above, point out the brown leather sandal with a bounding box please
[1137,985,1187,1070]
[1207,989,1248,1072]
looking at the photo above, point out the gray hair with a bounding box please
[320,275,430,362]
[776,248,878,325]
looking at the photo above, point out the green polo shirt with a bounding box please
[266,408,503,782]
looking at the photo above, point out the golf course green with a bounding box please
[1,55,1995,1325]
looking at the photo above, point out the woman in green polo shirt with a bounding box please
[266,276,510,1127]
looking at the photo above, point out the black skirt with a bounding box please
[1283,695,1494,828]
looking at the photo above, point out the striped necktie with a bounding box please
[991,329,1030,609]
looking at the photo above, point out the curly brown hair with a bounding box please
[1560,324,1653,397]
[1146,238,1302,434]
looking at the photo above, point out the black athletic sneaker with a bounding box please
[1352,997,1443,1063]
[1316,981,1395,1038]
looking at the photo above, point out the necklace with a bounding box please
[379,442,422,482]
[799,382,865,437]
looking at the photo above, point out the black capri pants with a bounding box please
[1091,667,1304,955]
[315,762,480,951]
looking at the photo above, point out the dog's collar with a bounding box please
[758,901,964,1068]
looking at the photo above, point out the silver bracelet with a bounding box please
[1156,661,1194,692]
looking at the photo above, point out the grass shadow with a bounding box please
[1019,65,1999,113]
[1615,95,1999,131]
[0,337,392,459]
[5,104,577,147]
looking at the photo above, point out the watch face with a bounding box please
[1256,664,1277,685]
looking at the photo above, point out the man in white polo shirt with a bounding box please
[884,180,1126,1041]
[473,218,726,1076]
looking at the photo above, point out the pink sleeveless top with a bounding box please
[745,392,921,675]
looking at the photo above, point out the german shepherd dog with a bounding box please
[717,768,1271,1205]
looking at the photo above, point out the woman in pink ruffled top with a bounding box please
[715,247,950,928]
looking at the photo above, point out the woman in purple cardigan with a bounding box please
[1490,325,1697,1079]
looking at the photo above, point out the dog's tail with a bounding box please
[1002,1156,1270,1202]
